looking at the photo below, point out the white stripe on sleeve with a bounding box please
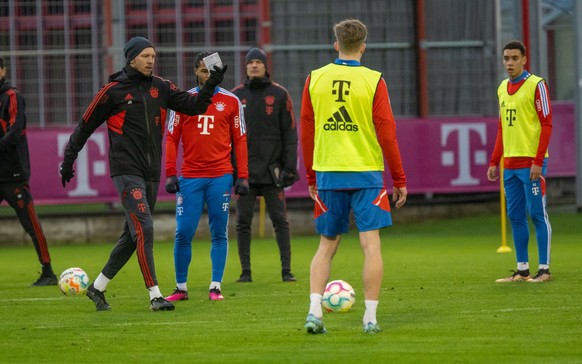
[537,82,550,117]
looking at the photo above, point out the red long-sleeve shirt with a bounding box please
[166,87,248,179]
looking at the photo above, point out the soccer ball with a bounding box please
[58,267,90,295]
[322,280,356,313]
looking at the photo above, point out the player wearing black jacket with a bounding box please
[0,57,57,286]
[60,37,226,311]
[231,48,299,283]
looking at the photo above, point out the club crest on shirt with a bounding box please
[215,101,226,112]
[265,95,275,115]
[177,195,183,205]
[131,188,143,200]
[150,87,159,98]
[264,95,275,105]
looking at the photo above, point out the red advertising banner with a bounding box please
[25,103,575,204]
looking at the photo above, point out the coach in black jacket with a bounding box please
[232,47,298,283]
[0,57,57,286]
[60,37,226,312]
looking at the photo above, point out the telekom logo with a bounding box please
[440,123,488,186]
[198,115,215,135]
[58,132,108,197]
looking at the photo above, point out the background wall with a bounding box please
[0,0,574,127]
[0,0,578,244]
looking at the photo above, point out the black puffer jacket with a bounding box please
[0,78,30,182]
[63,66,213,181]
[231,77,297,184]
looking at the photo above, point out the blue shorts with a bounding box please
[314,188,393,236]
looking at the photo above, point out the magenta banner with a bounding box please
[26,103,575,204]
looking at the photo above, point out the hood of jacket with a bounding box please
[109,65,153,83]
[0,78,12,94]
[244,76,272,89]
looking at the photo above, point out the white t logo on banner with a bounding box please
[58,132,108,197]
[440,123,488,186]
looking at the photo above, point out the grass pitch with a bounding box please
[0,211,581,363]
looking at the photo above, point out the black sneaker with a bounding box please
[150,297,175,311]
[31,274,58,286]
[282,272,297,282]
[236,271,252,283]
[86,283,111,311]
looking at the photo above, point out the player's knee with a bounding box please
[175,228,195,244]
[140,222,154,238]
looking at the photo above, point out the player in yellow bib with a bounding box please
[487,40,553,283]
[301,19,407,334]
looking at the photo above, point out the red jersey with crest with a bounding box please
[166,87,248,179]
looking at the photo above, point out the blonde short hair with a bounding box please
[333,19,367,53]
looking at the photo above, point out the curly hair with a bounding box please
[333,19,367,53]
[194,51,213,69]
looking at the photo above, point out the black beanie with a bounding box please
[124,36,154,63]
[245,48,267,66]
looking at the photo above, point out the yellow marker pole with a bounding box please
[497,160,512,253]
[258,196,266,238]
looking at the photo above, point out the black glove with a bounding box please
[234,178,249,196]
[197,65,227,109]
[280,170,299,188]
[165,176,180,194]
[205,64,228,89]
[59,162,75,187]
[194,89,213,114]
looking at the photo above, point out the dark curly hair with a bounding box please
[194,51,213,69]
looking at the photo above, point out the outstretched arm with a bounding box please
[61,83,113,186]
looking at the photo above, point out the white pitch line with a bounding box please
[33,321,208,329]
[460,306,576,314]
[2,297,65,302]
